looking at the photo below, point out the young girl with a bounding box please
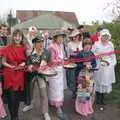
[75,39,97,118]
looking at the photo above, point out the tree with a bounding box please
[0,16,3,24]
[7,10,18,28]
[105,0,120,21]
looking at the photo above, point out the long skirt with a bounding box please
[75,98,93,116]
[63,69,67,89]
[94,65,115,93]
[24,72,34,105]
[66,68,77,92]
[48,67,64,108]
[75,69,94,116]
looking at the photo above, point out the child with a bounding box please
[75,39,97,117]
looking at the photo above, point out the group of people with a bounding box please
[0,24,117,120]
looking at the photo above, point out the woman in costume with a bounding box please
[92,29,117,110]
[66,29,83,98]
[26,34,51,120]
[48,30,66,119]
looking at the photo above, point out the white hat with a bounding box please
[29,26,37,32]
[100,29,111,37]
[69,29,80,37]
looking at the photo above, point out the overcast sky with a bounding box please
[0,0,115,24]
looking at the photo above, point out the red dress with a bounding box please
[2,45,26,91]
[90,34,99,43]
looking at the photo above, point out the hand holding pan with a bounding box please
[37,66,57,77]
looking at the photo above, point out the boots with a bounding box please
[96,92,100,104]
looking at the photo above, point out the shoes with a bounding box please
[99,105,104,111]
[57,112,65,120]
[57,112,69,120]
[57,109,68,120]
[11,117,19,120]
[44,113,51,120]
[22,104,33,112]
[1,116,9,120]
[72,94,76,99]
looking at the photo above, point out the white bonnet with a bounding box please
[100,29,111,37]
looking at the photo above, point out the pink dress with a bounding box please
[75,98,93,116]
[48,43,65,108]
[75,69,94,116]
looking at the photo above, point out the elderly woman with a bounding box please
[66,29,83,98]
[2,29,26,120]
[92,29,117,110]
[48,30,66,119]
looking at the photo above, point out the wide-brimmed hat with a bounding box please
[52,30,66,39]
[100,29,111,37]
[32,34,44,44]
[69,29,80,37]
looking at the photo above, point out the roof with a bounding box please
[16,10,79,26]
[13,13,76,30]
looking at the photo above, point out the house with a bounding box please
[13,13,77,30]
[16,10,79,26]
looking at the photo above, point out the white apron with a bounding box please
[92,41,117,93]
[48,44,64,102]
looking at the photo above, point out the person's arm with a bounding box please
[2,56,15,69]
[91,53,97,68]
[49,46,63,66]
[76,52,84,69]
[0,82,2,96]
[109,42,117,66]
[66,42,71,58]
[26,55,33,72]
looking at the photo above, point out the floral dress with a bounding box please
[75,50,96,116]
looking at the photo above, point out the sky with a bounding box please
[0,0,115,24]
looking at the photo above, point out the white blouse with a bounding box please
[67,41,83,57]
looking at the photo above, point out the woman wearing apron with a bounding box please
[92,29,117,110]
[48,30,66,119]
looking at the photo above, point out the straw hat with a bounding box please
[69,29,80,37]
[32,34,44,44]
[52,30,66,39]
